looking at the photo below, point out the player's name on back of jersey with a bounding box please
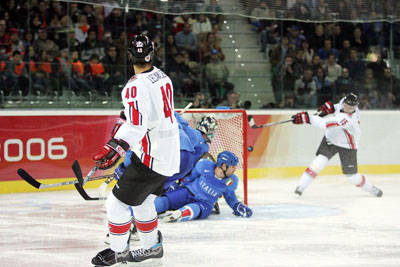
[147,70,167,83]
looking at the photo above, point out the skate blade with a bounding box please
[116,258,163,266]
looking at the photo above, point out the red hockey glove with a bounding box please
[292,112,310,124]
[93,138,129,170]
[317,101,334,117]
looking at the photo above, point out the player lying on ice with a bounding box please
[291,92,383,197]
[155,150,253,222]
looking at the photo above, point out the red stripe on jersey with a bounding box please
[343,129,355,149]
[108,220,131,235]
[141,134,151,167]
[326,122,339,128]
[135,217,158,233]
[128,101,140,125]
[357,175,366,187]
[305,167,318,178]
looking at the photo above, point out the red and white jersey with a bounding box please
[114,66,180,176]
[310,98,360,150]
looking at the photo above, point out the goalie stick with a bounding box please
[17,168,113,189]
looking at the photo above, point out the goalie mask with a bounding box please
[217,151,238,168]
[196,114,218,143]
[128,34,154,65]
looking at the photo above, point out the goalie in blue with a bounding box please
[154,151,253,222]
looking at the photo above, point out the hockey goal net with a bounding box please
[181,109,248,204]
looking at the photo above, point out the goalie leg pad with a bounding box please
[106,192,132,252]
[132,194,159,249]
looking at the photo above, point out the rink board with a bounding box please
[0,109,399,193]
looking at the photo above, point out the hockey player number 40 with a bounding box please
[160,83,173,123]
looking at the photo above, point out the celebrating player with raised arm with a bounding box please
[91,34,180,266]
[291,93,383,197]
[154,151,252,222]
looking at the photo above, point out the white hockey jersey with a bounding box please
[310,98,361,150]
[114,66,180,176]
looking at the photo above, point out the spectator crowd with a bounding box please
[249,0,400,109]
[1,0,400,109]
[0,0,232,107]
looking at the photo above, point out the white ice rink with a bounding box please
[1,175,399,267]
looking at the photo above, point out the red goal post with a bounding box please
[180,109,248,205]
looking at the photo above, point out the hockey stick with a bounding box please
[74,182,108,201]
[16,168,113,189]
[72,160,97,186]
[251,118,293,128]
[71,160,108,200]
[179,102,193,115]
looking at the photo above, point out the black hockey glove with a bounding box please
[292,112,310,124]
[317,101,334,117]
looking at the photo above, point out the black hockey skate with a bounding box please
[371,186,383,197]
[294,186,303,196]
[91,247,131,266]
[212,201,220,215]
[129,230,163,262]
[93,231,163,266]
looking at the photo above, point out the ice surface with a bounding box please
[1,175,399,267]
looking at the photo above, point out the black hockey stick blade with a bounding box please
[72,160,84,186]
[74,183,102,201]
[71,161,106,201]
[17,168,41,189]
[17,168,82,189]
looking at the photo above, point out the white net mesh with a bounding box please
[181,110,245,168]
[181,109,247,202]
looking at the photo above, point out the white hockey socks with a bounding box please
[346,173,374,193]
[297,154,329,193]
[131,194,159,249]
[106,192,132,252]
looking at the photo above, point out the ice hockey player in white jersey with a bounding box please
[292,93,383,197]
[91,34,180,266]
